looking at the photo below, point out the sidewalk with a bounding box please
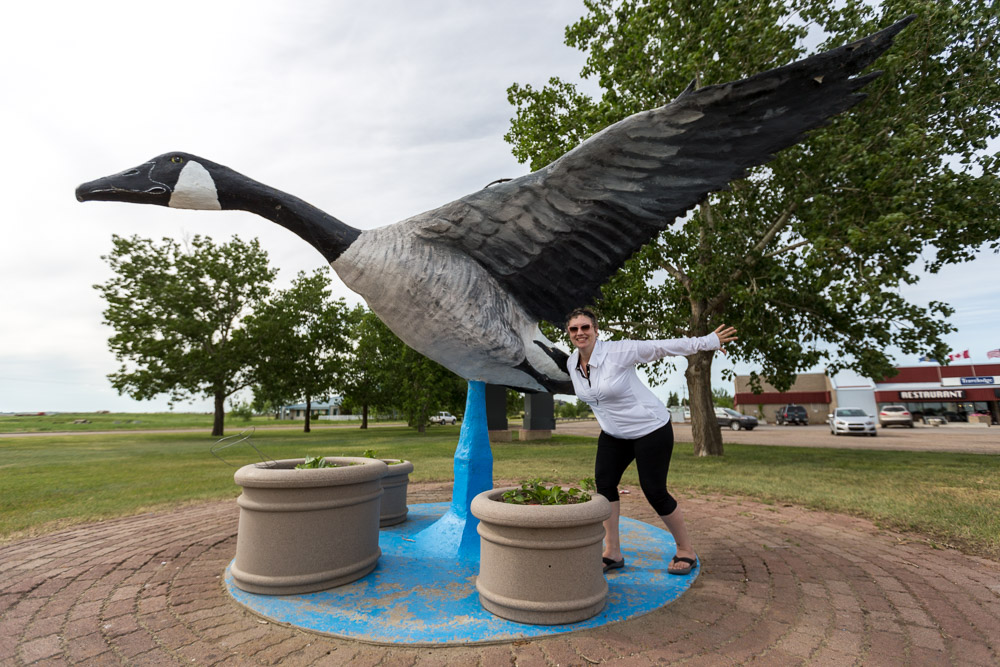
[2,483,998,665]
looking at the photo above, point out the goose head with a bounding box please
[76,152,229,210]
[77,152,361,262]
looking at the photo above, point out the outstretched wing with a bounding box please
[410,17,914,324]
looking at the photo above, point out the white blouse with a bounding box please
[567,334,721,439]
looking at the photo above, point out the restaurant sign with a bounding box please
[899,389,966,400]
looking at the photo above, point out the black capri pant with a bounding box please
[595,422,677,516]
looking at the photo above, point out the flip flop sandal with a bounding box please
[602,557,625,573]
[669,555,697,575]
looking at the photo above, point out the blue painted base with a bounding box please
[412,380,492,561]
[225,502,698,646]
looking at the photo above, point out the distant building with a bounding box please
[733,372,833,425]
[875,363,999,424]
[733,362,1000,425]
[278,397,343,420]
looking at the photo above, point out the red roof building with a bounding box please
[734,363,1000,426]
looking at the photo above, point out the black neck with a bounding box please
[215,169,360,263]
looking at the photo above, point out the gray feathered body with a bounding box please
[334,219,570,392]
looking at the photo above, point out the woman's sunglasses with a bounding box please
[568,324,592,333]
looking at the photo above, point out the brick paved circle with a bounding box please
[2,483,998,665]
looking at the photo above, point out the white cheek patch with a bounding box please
[169,161,222,210]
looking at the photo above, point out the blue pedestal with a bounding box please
[412,380,493,560]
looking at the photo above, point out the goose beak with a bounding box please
[76,165,171,206]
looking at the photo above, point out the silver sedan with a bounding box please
[829,408,877,437]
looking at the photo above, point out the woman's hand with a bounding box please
[713,325,738,351]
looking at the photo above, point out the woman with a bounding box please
[565,308,737,575]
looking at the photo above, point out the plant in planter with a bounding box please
[471,478,611,625]
[295,454,340,468]
[363,449,414,527]
[231,456,388,595]
[500,478,594,505]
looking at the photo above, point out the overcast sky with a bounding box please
[1,1,996,414]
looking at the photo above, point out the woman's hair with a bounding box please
[565,307,598,329]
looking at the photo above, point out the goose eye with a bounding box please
[170,156,184,164]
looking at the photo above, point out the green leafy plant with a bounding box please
[362,448,402,464]
[295,455,338,469]
[501,478,594,505]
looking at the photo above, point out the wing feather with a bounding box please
[409,17,913,323]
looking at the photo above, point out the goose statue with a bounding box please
[76,18,911,396]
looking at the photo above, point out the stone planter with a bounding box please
[379,459,413,527]
[231,457,388,595]
[471,487,611,625]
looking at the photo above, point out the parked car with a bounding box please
[715,407,758,431]
[878,405,914,428]
[429,411,457,425]
[828,408,876,437]
[775,404,808,425]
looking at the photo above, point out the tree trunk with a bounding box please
[361,403,369,429]
[212,391,225,437]
[685,350,723,457]
[304,396,312,433]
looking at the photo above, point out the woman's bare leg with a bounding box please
[603,500,622,561]
[660,504,696,572]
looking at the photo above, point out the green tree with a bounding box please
[557,400,578,419]
[392,346,467,432]
[341,306,400,429]
[95,234,276,436]
[342,306,466,432]
[245,270,351,433]
[506,0,999,456]
[712,387,734,409]
[667,391,680,408]
[506,389,525,418]
[227,399,254,422]
[250,396,279,419]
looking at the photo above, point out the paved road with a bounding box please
[556,421,1000,455]
[6,420,996,456]
[3,482,998,665]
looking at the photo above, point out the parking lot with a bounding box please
[555,420,1000,454]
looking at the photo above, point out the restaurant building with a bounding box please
[874,363,1000,425]
[733,363,1000,426]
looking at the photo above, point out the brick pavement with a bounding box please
[2,483,998,666]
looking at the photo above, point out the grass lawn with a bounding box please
[1,425,997,559]
[0,412,384,433]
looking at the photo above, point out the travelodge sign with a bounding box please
[941,376,999,387]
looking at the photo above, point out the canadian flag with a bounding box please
[948,350,970,361]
